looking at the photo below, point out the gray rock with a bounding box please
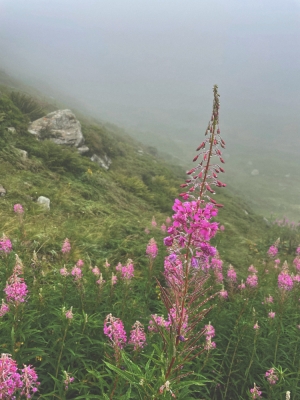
[28,109,84,147]
[77,145,89,155]
[251,169,259,176]
[16,149,28,160]
[37,196,50,210]
[0,185,6,196]
[90,153,112,170]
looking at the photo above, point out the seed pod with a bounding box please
[220,157,225,164]
[187,168,195,175]
[219,167,225,173]
[215,203,224,208]
[196,142,205,151]
[180,183,188,188]
[193,154,199,162]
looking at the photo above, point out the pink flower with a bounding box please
[129,321,147,350]
[76,259,84,268]
[227,265,237,282]
[293,256,300,272]
[219,288,228,299]
[204,323,215,339]
[274,258,280,265]
[96,273,106,286]
[65,308,73,319]
[268,239,280,258]
[151,216,157,227]
[71,266,82,280]
[265,295,274,304]
[111,273,117,285]
[146,238,158,259]
[161,224,167,232]
[278,271,293,291]
[248,265,258,274]
[0,353,23,398]
[4,275,28,304]
[61,238,71,254]
[0,300,9,317]
[246,274,258,288]
[265,368,278,385]
[115,262,122,272]
[60,266,69,277]
[220,225,225,231]
[92,266,100,276]
[148,314,167,332]
[104,314,127,349]
[215,271,224,284]
[21,364,40,398]
[204,323,216,350]
[0,237,12,254]
[204,338,217,350]
[238,280,246,290]
[253,321,260,330]
[144,228,150,234]
[121,260,134,280]
[250,383,262,398]
[296,245,300,255]
[165,216,172,225]
[104,259,110,268]
[268,246,278,257]
[13,203,24,214]
[64,371,74,390]
[292,274,300,283]
[268,311,275,319]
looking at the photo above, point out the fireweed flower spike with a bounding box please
[129,321,147,350]
[265,368,278,385]
[64,371,74,390]
[0,353,23,397]
[20,364,40,398]
[156,86,223,383]
[227,264,237,282]
[104,313,127,349]
[146,238,158,259]
[250,383,262,399]
[0,235,12,254]
[0,300,9,317]
[268,238,280,258]
[4,257,28,304]
[61,238,71,254]
[13,203,24,214]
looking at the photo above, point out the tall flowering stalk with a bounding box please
[156,85,224,388]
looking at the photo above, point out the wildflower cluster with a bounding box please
[129,321,147,350]
[265,368,278,385]
[61,238,71,254]
[250,382,262,398]
[0,235,12,254]
[104,314,146,355]
[146,238,158,259]
[4,256,28,304]
[204,322,216,350]
[63,371,74,390]
[116,259,134,280]
[0,353,39,399]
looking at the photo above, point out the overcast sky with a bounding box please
[1,0,300,149]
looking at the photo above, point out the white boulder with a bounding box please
[37,196,50,210]
[28,109,84,147]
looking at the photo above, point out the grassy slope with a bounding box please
[0,78,297,275]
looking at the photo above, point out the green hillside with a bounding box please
[0,80,298,271]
